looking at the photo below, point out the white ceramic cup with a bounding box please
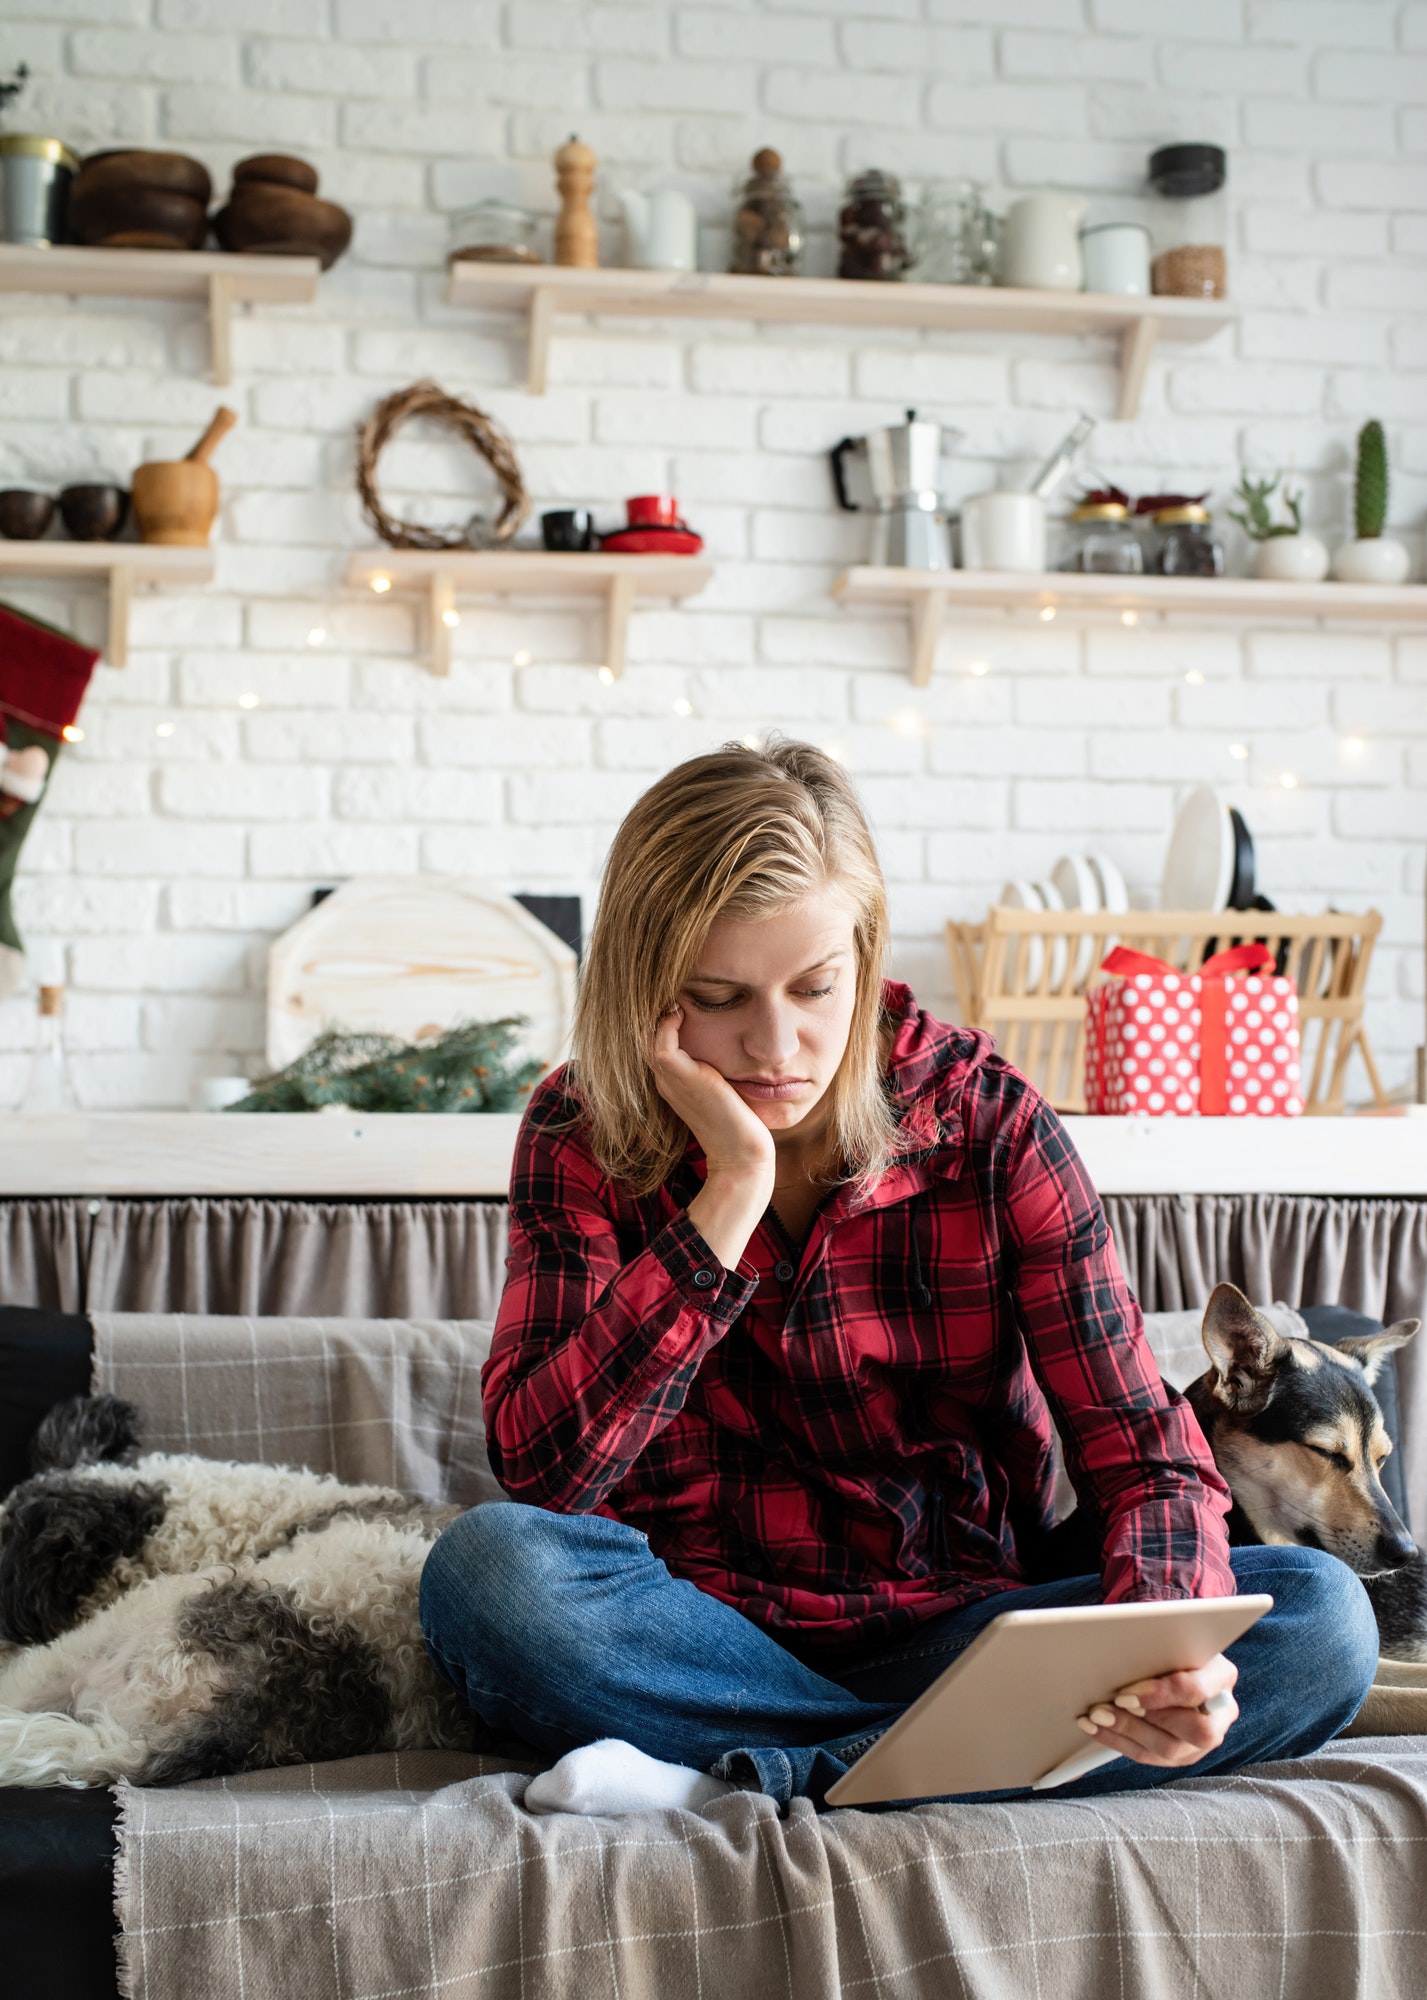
[191,1075,251,1112]
[959,492,1047,572]
[1000,195,1086,291]
[1080,222,1150,296]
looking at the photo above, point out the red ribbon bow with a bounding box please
[1099,943,1276,1116]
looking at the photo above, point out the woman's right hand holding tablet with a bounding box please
[651,1006,774,1274]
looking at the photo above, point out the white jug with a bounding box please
[620,187,699,272]
[1000,195,1086,292]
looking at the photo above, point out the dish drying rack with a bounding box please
[946,907,1387,1117]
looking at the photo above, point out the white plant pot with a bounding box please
[1331,535,1412,584]
[1252,533,1329,582]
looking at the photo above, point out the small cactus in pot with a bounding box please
[1229,471,1328,581]
[1332,420,1411,583]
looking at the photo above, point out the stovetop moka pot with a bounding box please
[830,410,962,569]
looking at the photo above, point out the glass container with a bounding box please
[1150,503,1224,576]
[448,199,543,266]
[728,147,804,277]
[1148,143,1227,299]
[1062,501,1144,574]
[838,169,909,283]
[909,179,998,286]
[19,984,76,1113]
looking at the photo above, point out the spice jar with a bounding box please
[838,169,909,283]
[729,147,804,277]
[1148,144,1227,299]
[1144,498,1225,577]
[1061,491,1144,574]
[448,199,543,265]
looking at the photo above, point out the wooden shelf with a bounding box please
[0,244,321,386]
[833,566,1427,684]
[0,1109,1416,1198]
[345,547,714,677]
[0,542,215,667]
[446,261,1236,413]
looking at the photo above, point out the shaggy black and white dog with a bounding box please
[0,1395,484,1787]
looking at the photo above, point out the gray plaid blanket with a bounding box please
[93,1311,1427,2000]
[114,1740,1427,2000]
[91,1311,504,1508]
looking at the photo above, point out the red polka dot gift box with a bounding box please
[1084,943,1303,1118]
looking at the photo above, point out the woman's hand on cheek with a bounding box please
[651,1007,775,1185]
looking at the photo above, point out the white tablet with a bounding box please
[824,1594,1273,1806]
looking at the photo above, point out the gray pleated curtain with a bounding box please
[0,1198,511,1321]
[3,1191,1426,1526]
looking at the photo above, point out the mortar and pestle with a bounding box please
[132,406,238,546]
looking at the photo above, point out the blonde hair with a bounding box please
[569,739,900,1196]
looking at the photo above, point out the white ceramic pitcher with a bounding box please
[1000,195,1086,291]
[620,187,698,272]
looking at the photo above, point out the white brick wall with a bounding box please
[1,0,1424,1107]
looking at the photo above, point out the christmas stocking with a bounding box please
[0,603,100,998]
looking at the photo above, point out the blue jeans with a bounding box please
[419,1502,1378,1809]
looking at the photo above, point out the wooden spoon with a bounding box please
[186,406,238,465]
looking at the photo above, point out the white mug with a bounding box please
[1000,195,1086,291]
[191,1075,251,1112]
[1080,222,1150,296]
[959,492,1047,573]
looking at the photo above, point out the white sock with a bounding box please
[524,1739,734,1817]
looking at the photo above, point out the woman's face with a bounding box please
[675,890,860,1136]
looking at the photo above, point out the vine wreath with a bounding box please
[355,380,529,551]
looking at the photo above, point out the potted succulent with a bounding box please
[1229,472,1328,582]
[1332,420,1412,584]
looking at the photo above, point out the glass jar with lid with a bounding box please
[1147,499,1225,576]
[1061,492,1144,574]
[838,169,909,282]
[1148,143,1227,299]
[729,147,804,276]
[448,199,543,266]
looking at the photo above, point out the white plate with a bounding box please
[1160,785,1234,913]
[1000,879,1045,990]
[1087,852,1129,914]
[1032,877,1070,990]
[1051,856,1100,987]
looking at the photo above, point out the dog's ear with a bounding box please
[30,1394,141,1474]
[1335,1319,1421,1386]
[0,1473,166,1644]
[1201,1283,1286,1410]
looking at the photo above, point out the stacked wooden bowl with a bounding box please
[66,150,212,249]
[213,155,352,269]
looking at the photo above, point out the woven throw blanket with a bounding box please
[114,1738,1427,2000]
[91,1313,503,1509]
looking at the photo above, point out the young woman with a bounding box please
[420,740,1377,1815]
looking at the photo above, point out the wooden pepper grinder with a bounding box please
[553,135,598,268]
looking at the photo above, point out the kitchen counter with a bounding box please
[0,1112,1423,1199]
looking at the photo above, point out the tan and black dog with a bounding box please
[1185,1283,1426,1661]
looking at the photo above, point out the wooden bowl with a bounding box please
[131,461,218,547]
[213,186,352,268]
[233,153,320,196]
[74,149,212,205]
[68,180,209,251]
[0,490,55,540]
[58,484,130,542]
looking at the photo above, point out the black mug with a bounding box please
[541,508,597,552]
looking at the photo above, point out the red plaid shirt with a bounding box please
[484,981,1234,1648]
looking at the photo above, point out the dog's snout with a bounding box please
[1377,1527,1418,1570]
